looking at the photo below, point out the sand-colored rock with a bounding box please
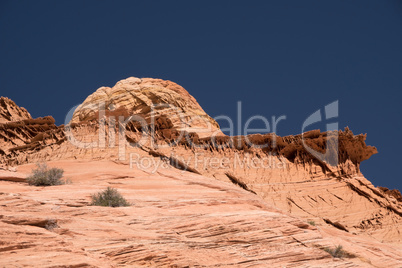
[0,77,402,266]
[0,97,31,124]
[143,128,401,244]
[0,116,63,168]
[1,160,401,267]
[71,77,222,138]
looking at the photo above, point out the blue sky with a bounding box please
[1,0,401,190]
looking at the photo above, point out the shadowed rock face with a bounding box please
[0,78,401,266]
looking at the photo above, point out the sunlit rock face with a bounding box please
[1,160,401,267]
[0,97,61,161]
[0,97,31,124]
[71,77,222,138]
[0,77,401,267]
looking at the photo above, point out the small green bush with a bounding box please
[27,163,66,186]
[91,187,130,207]
[307,220,316,226]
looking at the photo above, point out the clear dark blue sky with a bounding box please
[1,1,401,190]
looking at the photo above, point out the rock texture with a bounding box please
[0,97,31,124]
[71,77,222,138]
[145,128,402,244]
[0,77,402,267]
[0,115,64,167]
[1,160,401,267]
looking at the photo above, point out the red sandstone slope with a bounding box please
[0,78,402,266]
[1,160,402,267]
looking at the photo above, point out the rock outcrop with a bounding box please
[0,109,64,167]
[0,97,31,124]
[71,77,222,138]
[0,77,401,267]
[148,128,402,244]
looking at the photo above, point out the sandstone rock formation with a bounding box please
[0,77,401,267]
[0,97,31,124]
[71,77,222,138]
[1,160,401,267]
[0,97,66,168]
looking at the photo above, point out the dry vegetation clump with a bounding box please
[27,163,67,186]
[91,187,130,207]
[307,220,316,226]
[323,245,356,258]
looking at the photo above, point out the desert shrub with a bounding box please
[91,187,130,207]
[323,245,355,258]
[27,163,66,186]
[45,218,59,231]
[307,220,316,226]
